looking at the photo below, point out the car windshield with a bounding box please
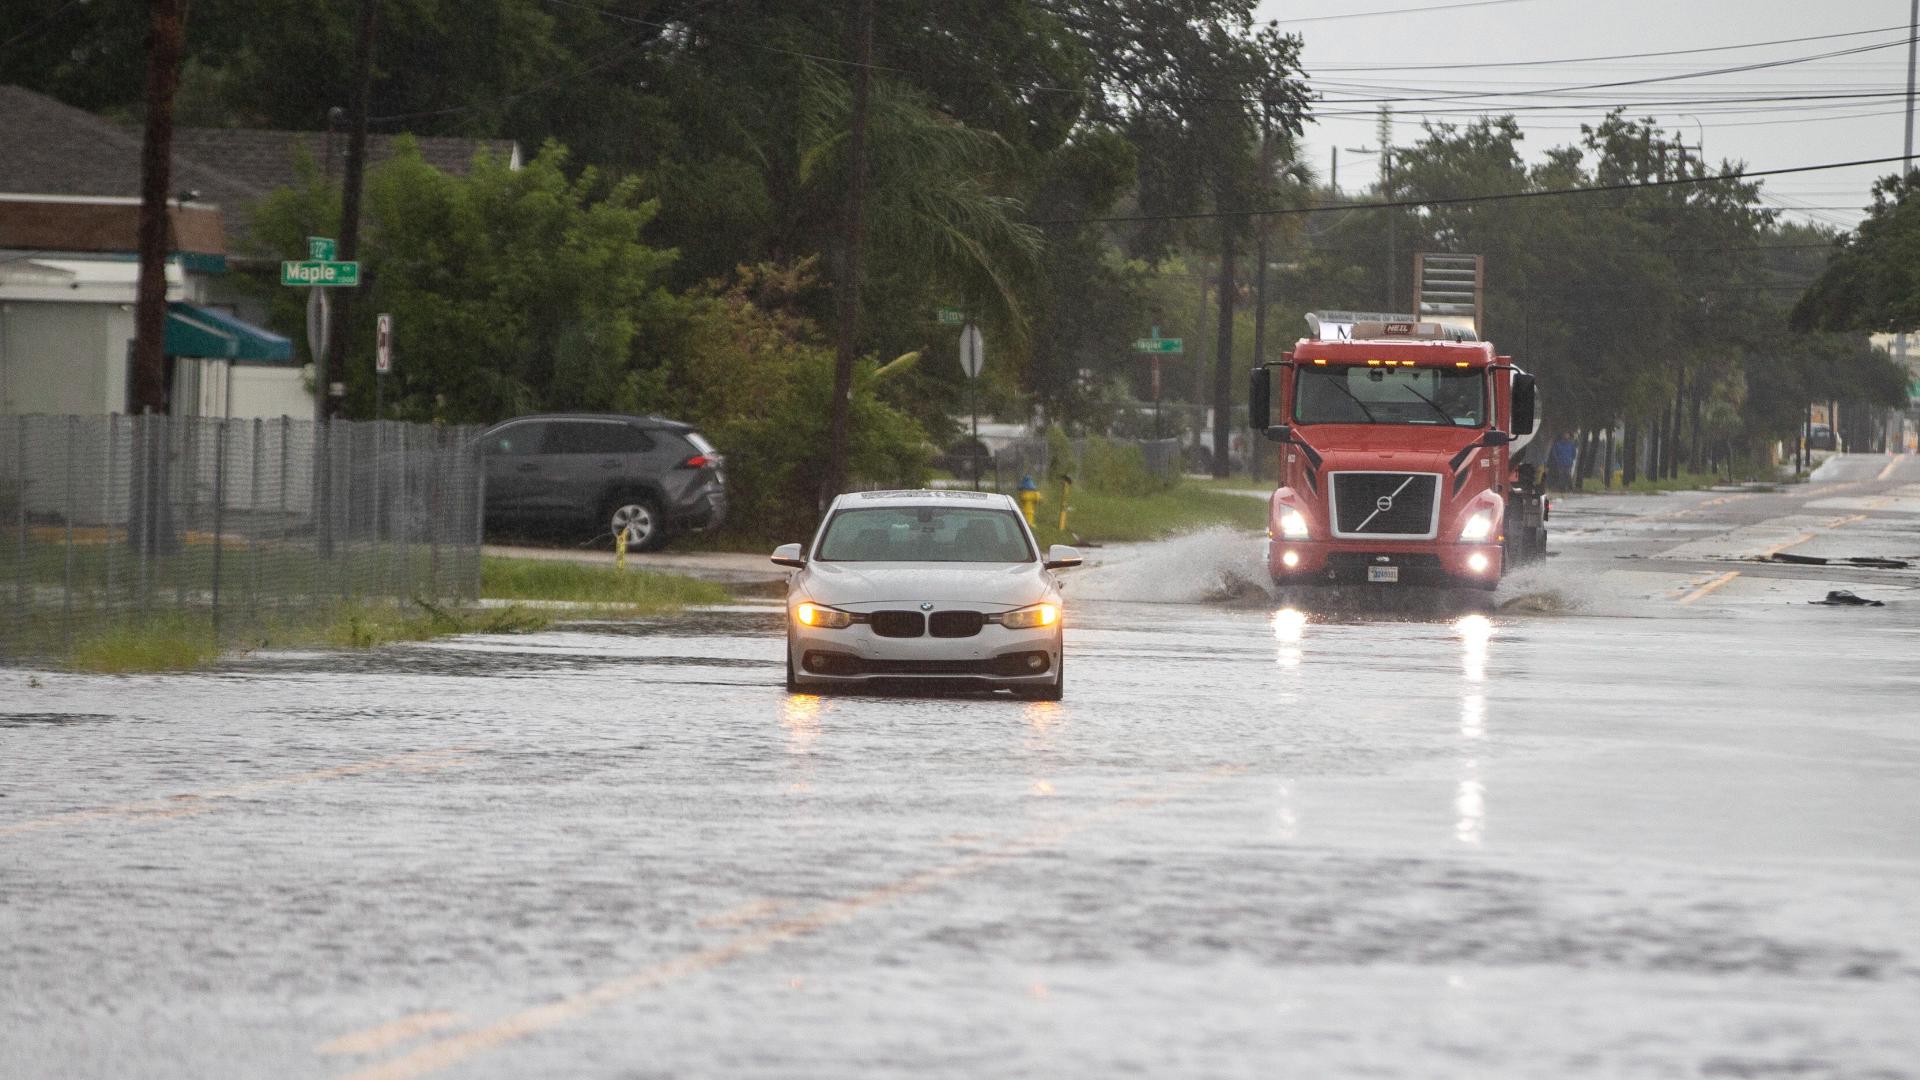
[1295,365,1487,427]
[815,506,1034,563]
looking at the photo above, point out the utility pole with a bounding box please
[131,0,187,415]
[1380,107,1398,313]
[821,0,873,509]
[322,0,378,423]
[1250,119,1274,484]
[1212,215,1237,479]
[1897,0,1918,412]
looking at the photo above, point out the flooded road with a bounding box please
[6,454,1920,1079]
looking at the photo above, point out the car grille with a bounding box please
[928,610,984,638]
[869,610,926,638]
[1330,473,1440,537]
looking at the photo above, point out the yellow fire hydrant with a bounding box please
[1016,474,1042,525]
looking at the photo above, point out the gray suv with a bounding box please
[479,414,727,550]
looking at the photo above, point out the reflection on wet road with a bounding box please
[5,455,1920,1079]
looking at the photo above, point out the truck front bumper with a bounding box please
[1266,538,1503,589]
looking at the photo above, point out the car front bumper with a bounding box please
[788,621,1061,687]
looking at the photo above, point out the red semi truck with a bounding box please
[1247,313,1545,592]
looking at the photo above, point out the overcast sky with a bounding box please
[1255,0,1920,232]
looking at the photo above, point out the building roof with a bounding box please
[0,85,519,252]
[0,86,264,213]
[168,128,520,198]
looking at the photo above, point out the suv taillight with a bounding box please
[679,454,717,469]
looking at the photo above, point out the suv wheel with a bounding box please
[608,496,667,551]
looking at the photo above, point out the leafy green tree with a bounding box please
[247,140,678,422]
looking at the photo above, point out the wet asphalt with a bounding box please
[4,454,1920,1079]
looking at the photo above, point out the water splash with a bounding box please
[1068,528,1270,605]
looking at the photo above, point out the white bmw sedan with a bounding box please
[772,490,1082,699]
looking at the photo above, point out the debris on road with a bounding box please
[1809,590,1885,607]
[1766,553,1911,569]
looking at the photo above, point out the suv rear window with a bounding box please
[684,431,718,456]
[542,421,655,455]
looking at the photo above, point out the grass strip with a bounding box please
[480,556,732,612]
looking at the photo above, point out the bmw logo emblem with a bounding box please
[919,602,935,611]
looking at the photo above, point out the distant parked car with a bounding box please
[478,413,726,550]
[1806,423,1842,452]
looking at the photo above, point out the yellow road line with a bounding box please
[337,767,1245,1080]
[695,899,788,930]
[1758,533,1816,559]
[1877,457,1901,482]
[1820,514,1868,529]
[0,749,475,839]
[319,1012,469,1057]
[1678,571,1740,605]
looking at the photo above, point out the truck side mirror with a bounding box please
[1481,430,1512,446]
[1264,424,1294,444]
[1510,372,1538,436]
[1248,366,1272,432]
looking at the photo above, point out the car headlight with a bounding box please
[1459,511,1494,541]
[1002,602,1059,629]
[794,602,852,629]
[1277,509,1310,539]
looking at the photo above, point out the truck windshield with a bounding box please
[1295,365,1487,427]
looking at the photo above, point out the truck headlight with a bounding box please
[1002,602,1059,629]
[1278,509,1310,539]
[1459,512,1494,541]
[794,602,852,629]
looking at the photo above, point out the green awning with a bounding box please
[164,302,294,363]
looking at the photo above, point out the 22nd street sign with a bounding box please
[281,260,361,287]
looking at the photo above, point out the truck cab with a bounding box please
[1248,317,1541,591]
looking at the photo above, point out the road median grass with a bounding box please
[42,556,729,673]
[1031,483,1268,547]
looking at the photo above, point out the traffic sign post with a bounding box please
[374,313,393,419]
[280,260,361,287]
[1133,326,1184,438]
[959,323,985,489]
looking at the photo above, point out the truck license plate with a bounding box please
[1367,565,1400,584]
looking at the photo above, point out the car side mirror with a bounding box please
[1481,430,1513,446]
[770,543,806,568]
[1044,544,1083,570]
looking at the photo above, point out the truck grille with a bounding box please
[1330,473,1440,538]
[869,610,926,638]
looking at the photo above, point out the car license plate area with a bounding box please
[1367,565,1400,584]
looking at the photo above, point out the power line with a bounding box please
[1035,152,1915,226]
[1265,0,1548,24]
[1309,22,1911,72]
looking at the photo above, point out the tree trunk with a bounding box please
[821,0,873,509]
[1603,426,1615,488]
[1622,420,1639,488]
[1576,429,1597,488]
[1211,216,1237,478]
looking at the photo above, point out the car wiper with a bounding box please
[1320,376,1378,423]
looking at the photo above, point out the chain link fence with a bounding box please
[0,414,483,660]
[982,436,1181,489]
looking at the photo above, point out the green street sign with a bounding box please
[1132,337,1183,354]
[307,236,336,260]
[936,306,964,325]
[281,260,361,287]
